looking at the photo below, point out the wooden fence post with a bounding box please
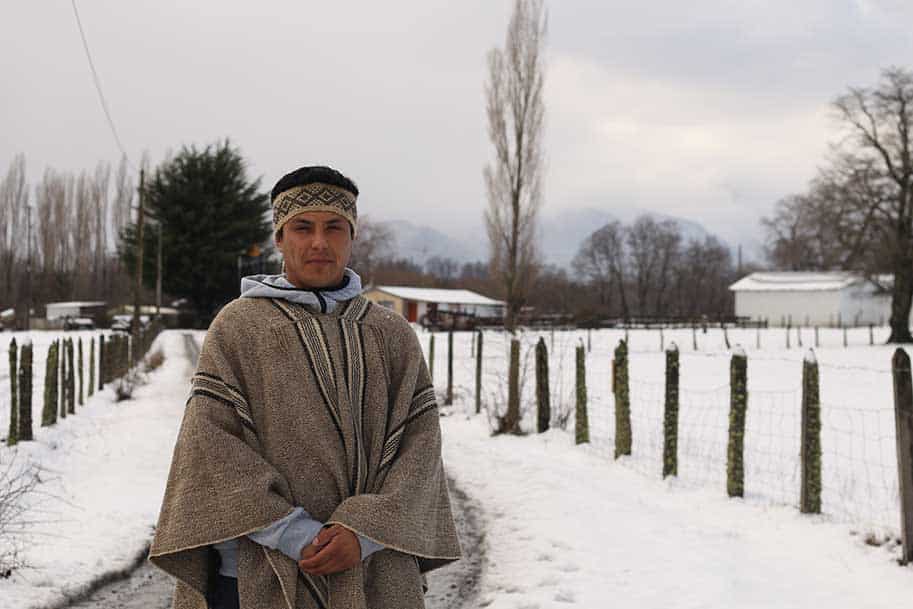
[692,326,698,351]
[869,324,874,346]
[42,341,59,427]
[78,337,84,407]
[59,340,67,419]
[428,334,435,383]
[506,338,520,433]
[475,331,483,414]
[800,349,822,514]
[575,342,589,444]
[99,334,106,389]
[8,338,18,445]
[659,327,664,352]
[17,340,33,442]
[756,327,761,350]
[786,325,791,349]
[445,331,453,406]
[663,342,680,478]
[843,325,848,348]
[88,337,95,398]
[66,338,75,415]
[614,339,632,458]
[727,346,748,498]
[797,326,803,348]
[891,348,913,564]
[536,337,550,433]
[814,326,819,348]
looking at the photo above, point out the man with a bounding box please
[150,166,461,609]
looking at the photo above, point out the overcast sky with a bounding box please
[3,1,913,258]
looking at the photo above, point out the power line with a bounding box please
[70,0,137,173]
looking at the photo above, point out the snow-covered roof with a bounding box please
[45,301,107,308]
[373,286,505,306]
[729,272,862,293]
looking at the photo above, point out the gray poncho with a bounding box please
[149,295,461,609]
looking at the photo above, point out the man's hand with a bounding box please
[298,524,361,576]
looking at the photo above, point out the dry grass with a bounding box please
[143,349,165,373]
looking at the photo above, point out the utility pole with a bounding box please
[156,220,162,317]
[132,168,144,361]
[24,202,32,331]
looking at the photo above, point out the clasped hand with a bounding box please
[298,524,361,576]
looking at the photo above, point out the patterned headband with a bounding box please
[272,182,358,238]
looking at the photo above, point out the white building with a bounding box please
[729,272,893,326]
[362,286,505,323]
[45,301,108,321]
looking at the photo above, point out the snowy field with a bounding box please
[0,330,196,609]
[422,325,906,539]
[1,324,911,608]
[439,414,913,608]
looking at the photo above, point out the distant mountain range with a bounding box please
[377,207,717,269]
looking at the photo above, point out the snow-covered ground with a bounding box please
[0,330,195,609]
[1,325,911,609]
[439,413,913,609]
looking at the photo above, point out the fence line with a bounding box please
[420,327,911,547]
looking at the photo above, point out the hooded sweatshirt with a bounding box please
[212,268,382,578]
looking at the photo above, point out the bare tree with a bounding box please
[762,160,889,273]
[627,216,681,316]
[484,0,547,333]
[0,155,28,312]
[832,67,913,342]
[572,220,629,318]
[425,256,459,285]
[348,215,394,286]
[91,162,111,295]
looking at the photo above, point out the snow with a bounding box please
[0,331,196,609]
[729,272,861,292]
[1,324,912,608]
[373,286,505,306]
[440,414,913,608]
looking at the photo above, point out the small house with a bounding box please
[362,286,505,325]
[729,272,892,326]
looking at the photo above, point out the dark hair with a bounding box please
[270,165,359,202]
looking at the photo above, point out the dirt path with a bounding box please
[67,475,482,609]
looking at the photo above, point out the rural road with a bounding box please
[67,475,483,609]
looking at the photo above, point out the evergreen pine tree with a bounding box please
[119,140,271,322]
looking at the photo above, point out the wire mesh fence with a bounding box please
[421,326,907,540]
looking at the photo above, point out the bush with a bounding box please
[0,454,41,577]
[143,349,165,373]
[114,368,146,402]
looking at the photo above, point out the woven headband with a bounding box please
[272,182,358,238]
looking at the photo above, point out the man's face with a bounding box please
[276,210,353,289]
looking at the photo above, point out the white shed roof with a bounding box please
[374,286,504,306]
[46,301,108,308]
[729,272,861,293]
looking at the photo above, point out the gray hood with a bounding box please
[239,268,363,314]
